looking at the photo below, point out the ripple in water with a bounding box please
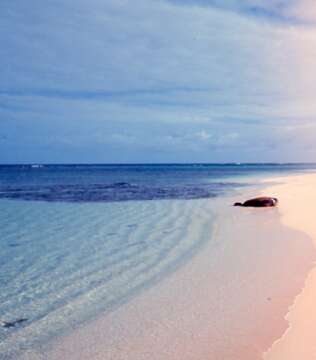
[0,182,243,202]
[0,164,261,203]
[0,198,216,358]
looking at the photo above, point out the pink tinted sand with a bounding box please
[21,174,316,360]
[264,174,316,359]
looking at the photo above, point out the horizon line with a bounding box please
[1,162,316,166]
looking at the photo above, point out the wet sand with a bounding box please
[20,174,316,360]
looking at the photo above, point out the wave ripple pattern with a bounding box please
[0,198,215,359]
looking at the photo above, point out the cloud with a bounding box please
[195,130,213,141]
[167,0,316,24]
[1,0,316,162]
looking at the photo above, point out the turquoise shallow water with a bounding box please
[0,198,217,359]
[0,164,315,358]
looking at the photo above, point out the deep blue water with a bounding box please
[0,163,315,202]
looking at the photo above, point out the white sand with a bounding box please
[19,175,316,360]
[264,174,316,360]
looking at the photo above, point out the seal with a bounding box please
[234,196,278,208]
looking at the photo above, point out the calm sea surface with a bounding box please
[0,164,315,358]
[0,163,315,202]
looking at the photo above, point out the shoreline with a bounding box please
[18,173,316,360]
[263,174,316,359]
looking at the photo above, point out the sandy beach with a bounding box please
[16,172,316,360]
[263,173,316,359]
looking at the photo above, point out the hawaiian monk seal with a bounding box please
[234,196,278,208]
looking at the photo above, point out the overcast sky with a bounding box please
[1,0,316,163]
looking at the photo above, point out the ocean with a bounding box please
[0,163,314,202]
[0,163,315,359]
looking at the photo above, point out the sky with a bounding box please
[1,0,316,163]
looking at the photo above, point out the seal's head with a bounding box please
[234,202,243,206]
